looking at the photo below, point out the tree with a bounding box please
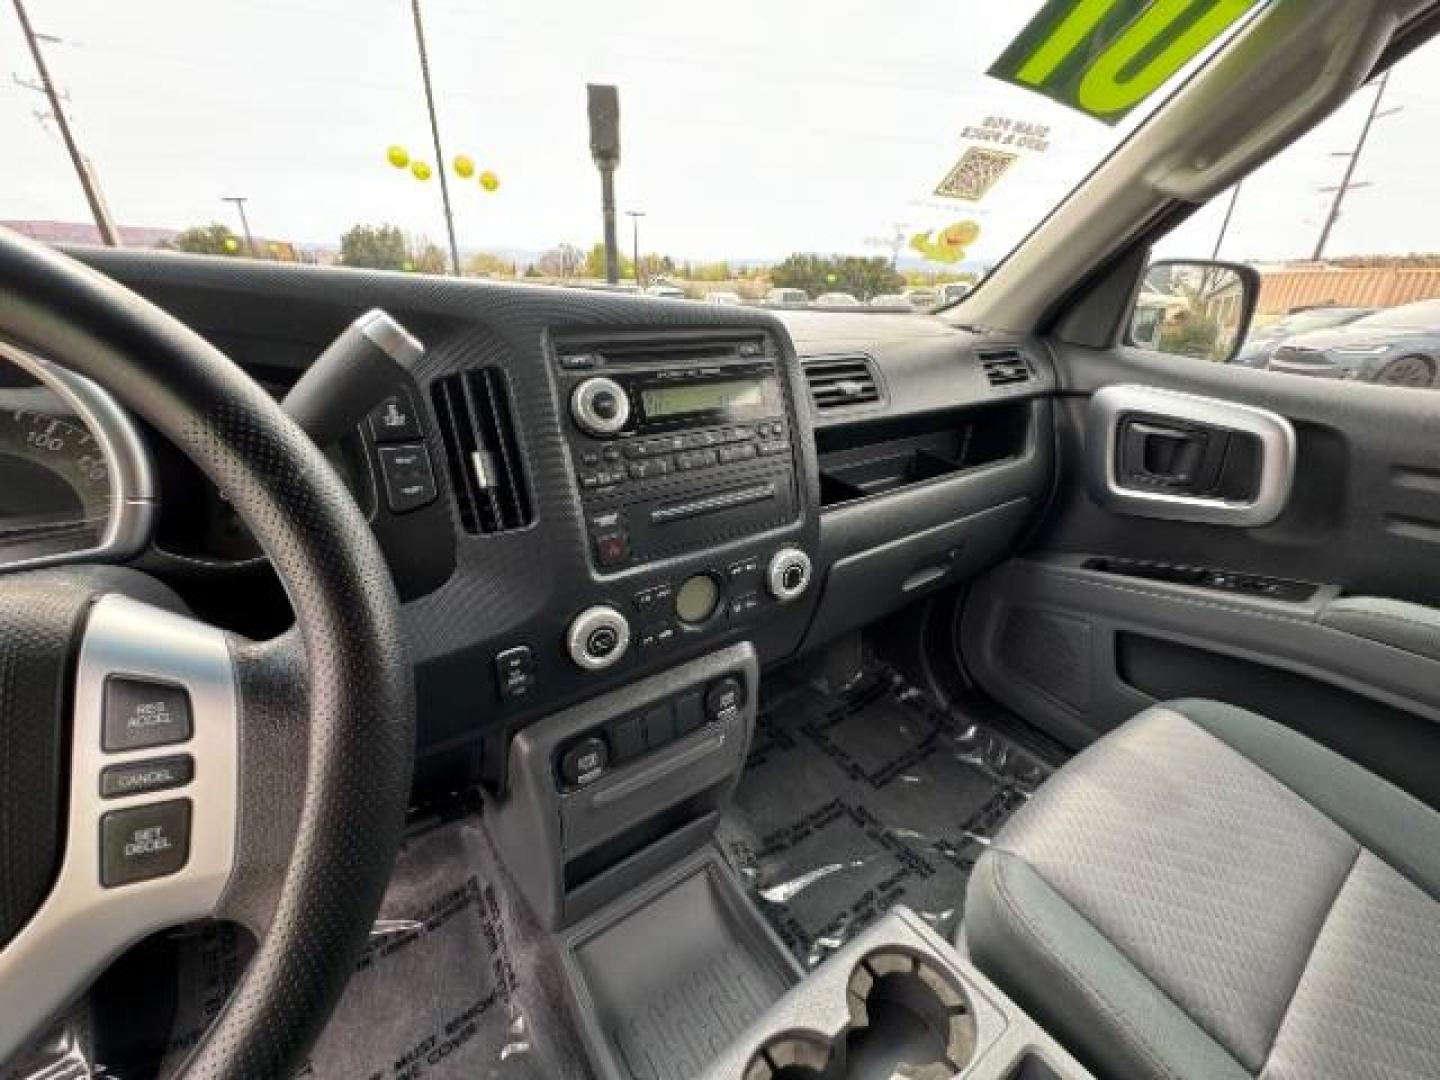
[536,243,585,279]
[169,222,242,256]
[467,252,516,277]
[408,240,448,275]
[340,223,408,271]
[582,242,633,280]
[770,253,903,300]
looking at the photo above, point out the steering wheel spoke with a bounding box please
[0,595,240,1064]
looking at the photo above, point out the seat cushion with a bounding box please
[962,700,1440,1080]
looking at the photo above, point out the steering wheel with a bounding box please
[0,229,415,1076]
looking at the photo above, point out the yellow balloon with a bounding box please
[453,154,475,179]
[479,170,500,192]
[411,160,432,181]
[386,144,409,168]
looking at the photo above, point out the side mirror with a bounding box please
[1127,259,1259,364]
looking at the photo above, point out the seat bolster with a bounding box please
[1174,698,1440,898]
[964,850,1252,1080]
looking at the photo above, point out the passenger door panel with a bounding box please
[962,344,1440,806]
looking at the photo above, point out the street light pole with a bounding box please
[1211,180,1243,261]
[222,196,257,257]
[626,210,645,287]
[409,0,461,276]
[12,0,120,245]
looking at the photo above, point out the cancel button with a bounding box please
[100,755,194,799]
[100,799,192,887]
[103,677,192,752]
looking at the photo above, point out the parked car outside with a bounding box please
[903,287,940,309]
[1233,305,1375,368]
[813,292,861,306]
[705,290,743,305]
[644,283,686,299]
[868,294,910,307]
[936,282,972,305]
[1267,299,1440,387]
[764,287,810,308]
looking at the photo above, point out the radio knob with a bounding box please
[767,548,813,603]
[571,377,631,436]
[567,605,632,671]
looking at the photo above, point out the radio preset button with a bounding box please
[718,444,757,464]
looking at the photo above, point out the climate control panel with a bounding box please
[562,546,814,673]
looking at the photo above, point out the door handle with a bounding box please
[1118,417,1227,494]
[1086,386,1297,527]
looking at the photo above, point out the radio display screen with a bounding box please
[641,376,776,420]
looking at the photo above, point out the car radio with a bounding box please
[556,339,800,572]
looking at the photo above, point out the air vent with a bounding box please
[978,348,1033,388]
[431,369,533,535]
[803,355,881,411]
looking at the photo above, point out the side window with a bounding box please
[1138,34,1440,391]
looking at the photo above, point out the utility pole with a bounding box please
[12,0,120,245]
[222,196,257,257]
[1211,180,1243,261]
[626,210,645,287]
[1312,70,1399,262]
[409,0,460,275]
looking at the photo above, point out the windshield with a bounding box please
[3,1,1256,302]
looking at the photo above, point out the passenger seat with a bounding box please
[962,699,1440,1080]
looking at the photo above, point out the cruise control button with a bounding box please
[100,799,191,887]
[103,677,192,752]
[100,755,194,799]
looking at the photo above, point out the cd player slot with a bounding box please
[650,483,777,525]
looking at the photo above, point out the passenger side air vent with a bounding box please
[978,348,1033,388]
[803,355,881,411]
[431,369,533,535]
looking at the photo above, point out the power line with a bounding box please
[222,195,257,257]
[12,0,120,245]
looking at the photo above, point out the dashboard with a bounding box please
[5,248,1057,795]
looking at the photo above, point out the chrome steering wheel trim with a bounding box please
[0,594,238,1063]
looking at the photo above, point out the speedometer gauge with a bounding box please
[0,344,156,573]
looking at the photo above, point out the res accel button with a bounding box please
[100,799,191,887]
[103,677,192,752]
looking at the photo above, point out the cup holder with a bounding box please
[744,948,976,1080]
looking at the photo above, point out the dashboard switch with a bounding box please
[378,444,438,513]
[705,677,745,725]
[567,606,632,671]
[559,736,609,788]
[368,390,424,443]
[494,646,536,701]
[100,755,194,799]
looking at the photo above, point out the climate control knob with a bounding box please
[767,548,813,603]
[567,605,632,671]
[571,377,631,436]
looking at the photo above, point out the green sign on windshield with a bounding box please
[990,0,1261,124]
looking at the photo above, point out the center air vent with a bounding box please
[431,369,533,535]
[803,355,881,411]
[978,348,1033,388]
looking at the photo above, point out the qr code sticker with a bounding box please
[934,147,1019,202]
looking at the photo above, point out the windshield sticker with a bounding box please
[989,0,1262,124]
[909,220,982,264]
[933,148,1019,203]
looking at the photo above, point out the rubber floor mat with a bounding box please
[719,668,1059,970]
[4,818,592,1080]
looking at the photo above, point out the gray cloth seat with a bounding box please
[962,699,1440,1080]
